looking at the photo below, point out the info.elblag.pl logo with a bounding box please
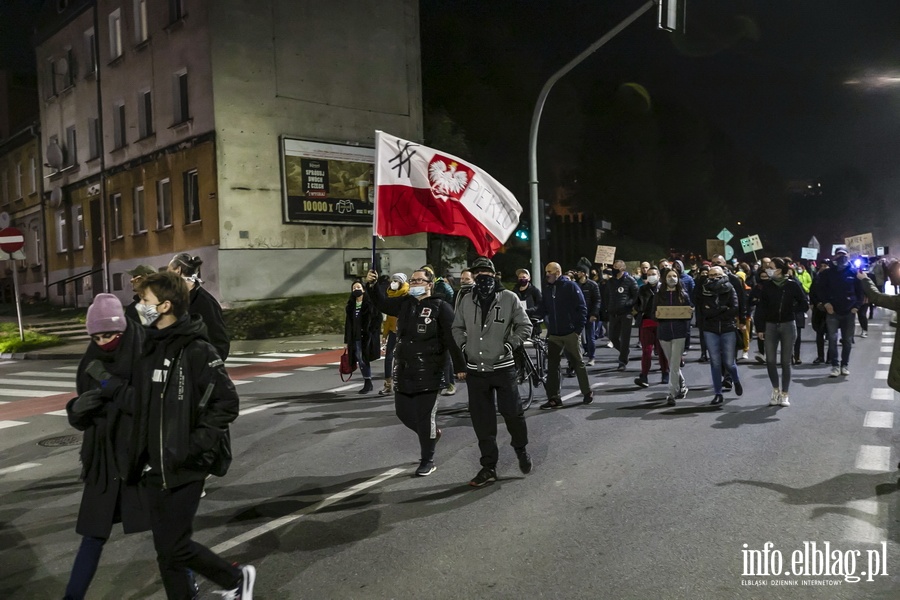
[741,542,889,586]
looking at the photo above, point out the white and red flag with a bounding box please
[374,131,522,257]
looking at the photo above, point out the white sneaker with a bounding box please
[769,388,781,406]
[741,351,749,360]
[586,358,595,366]
[861,331,868,338]
[218,565,256,599]
[440,383,456,396]
[841,366,850,376]
[829,366,840,377]
[606,341,614,349]
[780,392,790,407]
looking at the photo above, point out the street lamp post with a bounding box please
[528,1,656,273]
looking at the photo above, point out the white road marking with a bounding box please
[878,356,892,364]
[225,357,283,363]
[261,353,313,358]
[210,467,405,554]
[875,371,889,380]
[0,462,40,475]
[561,382,604,401]
[0,378,74,388]
[14,371,76,378]
[844,499,882,544]
[231,380,252,386]
[0,389,62,398]
[55,366,79,371]
[855,445,892,471]
[257,372,292,379]
[326,383,358,393]
[871,388,895,400]
[882,346,893,353]
[0,360,16,366]
[239,401,289,416]
[326,362,341,366]
[45,410,68,416]
[863,411,894,428]
[0,421,27,429]
[295,366,327,372]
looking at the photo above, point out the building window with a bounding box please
[156,178,172,228]
[56,209,68,252]
[169,0,185,23]
[109,9,122,60]
[133,185,146,233]
[72,204,85,249]
[62,48,75,88]
[84,28,97,75]
[46,59,57,98]
[134,0,148,43]
[65,125,77,167]
[110,193,123,239]
[88,117,100,159]
[29,157,36,194]
[138,90,153,138]
[14,162,22,199]
[173,71,189,124]
[112,272,124,291]
[113,102,126,148]
[183,169,200,223]
[30,220,42,265]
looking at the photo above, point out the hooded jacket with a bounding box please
[534,276,586,336]
[189,284,230,360]
[136,314,239,489]
[452,288,531,372]
[696,278,739,334]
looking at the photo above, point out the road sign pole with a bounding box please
[9,254,23,341]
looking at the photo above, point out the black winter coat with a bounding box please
[189,284,230,360]
[370,284,464,393]
[696,279,739,334]
[656,288,693,341]
[66,319,149,538]
[606,273,639,317]
[755,279,809,328]
[345,294,382,365]
[635,282,662,322]
[535,277,586,336]
[577,278,601,319]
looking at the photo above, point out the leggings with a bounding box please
[765,322,797,392]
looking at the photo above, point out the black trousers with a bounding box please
[395,390,439,461]
[608,314,634,366]
[466,369,528,468]
[142,480,240,599]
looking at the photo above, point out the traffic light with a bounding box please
[540,200,552,240]
[514,219,530,241]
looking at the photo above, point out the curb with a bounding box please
[3,344,346,361]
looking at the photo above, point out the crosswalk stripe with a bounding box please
[843,499,882,543]
[882,346,893,352]
[0,421,28,429]
[0,360,16,366]
[871,388,895,400]
[0,389,62,397]
[327,383,357,393]
[878,356,892,364]
[863,411,894,428]
[14,371,75,378]
[260,353,313,358]
[295,366,327,372]
[257,373,291,379]
[55,366,79,371]
[875,371,889,380]
[0,378,75,388]
[225,357,283,363]
[45,410,69,417]
[0,462,40,475]
[232,380,252,386]
[855,445,892,471]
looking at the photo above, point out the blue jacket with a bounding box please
[816,264,863,316]
[536,276,587,336]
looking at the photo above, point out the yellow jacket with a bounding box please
[382,282,409,335]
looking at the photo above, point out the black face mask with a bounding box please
[473,274,496,298]
[611,268,620,276]
[352,289,364,298]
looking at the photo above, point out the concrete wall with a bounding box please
[207,0,425,301]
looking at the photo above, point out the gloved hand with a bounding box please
[85,360,113,383]
[72,389,105,415]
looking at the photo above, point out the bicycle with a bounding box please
[515,335,550,410]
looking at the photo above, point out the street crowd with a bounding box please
[58,247,900,600]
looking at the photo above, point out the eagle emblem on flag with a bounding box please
[428,156,474,202]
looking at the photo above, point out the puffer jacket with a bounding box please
[755,278,809,328]
[535,276,586,336]
[636,282,661,322]
[369,284,463,393]
[382,281,409,336]
[606,273,639,316]
[452,289,531,372]
[696,278,738,334]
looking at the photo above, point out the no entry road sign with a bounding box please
[0,227,25,254]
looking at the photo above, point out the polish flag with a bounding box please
[374,131,522,257]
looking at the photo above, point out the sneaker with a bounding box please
[722,380,733,392]
[812,357,824,364]
[634,374,649,388]
[415,460,436,477]
[710,394,724,405]
[780,393,790,407]
[440,383,456,396]
[606,341,614,349]
[666,395,676,406]
[733,381,743,396]
[741,351,749,360]
[586,358,595,367]
[676,386,689,399]
[841,366,850,376]
[769,388,781,406]
[754,353,765,364]
[583,390,594,404]
[516,451,533,474]
[829,366,840,377]
[219,565,256,600]
[469,467,497,487]
[616,364,626,372]
[861,331,868,338]
[698,355,709,363]
[539,398,563,410]
[661,373,669,385]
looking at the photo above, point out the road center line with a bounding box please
[561,382,604,401]
[210,467,405,554]
[239,401,289,416]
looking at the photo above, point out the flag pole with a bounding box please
[372,130,382,274]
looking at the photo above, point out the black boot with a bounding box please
[359,378,373,394]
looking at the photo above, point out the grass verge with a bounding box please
[0,322,63,354]
[225,293,347,340]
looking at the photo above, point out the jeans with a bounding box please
[608,314,634,366]
[765,322,796,392]
[639,322,667,377]
[142,480,241,599]
[547,331,592,398]
[703,330,740,395]
[466,369,528,468]
[659,337,686,398]
[395,390,439,461]
[383,331,397,378]
[826,313,855,367]
[581,320,596,359]
[354,340,372,379]
[64,536,106,600]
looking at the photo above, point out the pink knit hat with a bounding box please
[86,294,126,335]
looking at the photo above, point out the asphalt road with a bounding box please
[1,315,899,599]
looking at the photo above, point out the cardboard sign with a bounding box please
[706,239,725,259]
[748,234,763,251]
[594,245,616,265]
[845,233,875,257]
[800,247,819,260]
[740,237,754,253]
[656,305,694,320]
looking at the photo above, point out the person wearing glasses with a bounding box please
[365,269,464,476]
[124,265,157,324]
[63,294,149,599]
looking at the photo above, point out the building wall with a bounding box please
[207,0,426,301]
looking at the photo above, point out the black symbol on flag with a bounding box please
[389,140,419,178]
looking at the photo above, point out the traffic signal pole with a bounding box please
[527,0,655,273]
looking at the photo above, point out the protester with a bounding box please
[133,272,252,600]
[606,259,639,370]
[857,267,900,399]
[694,264,710,362]
[367,269,464,476]
[344,279,382,394]
[63,295,148,600]
[167,254,230,361]
[656,272,692,405]
[634,267,666,388]
[535,262,593,409]
[817,246,864,377]
[513,268,544,337]
[696,266,743,405]
[756,258,809,407]
[124,265,157,323]
[452,257,533,487]
[378,273,409,396]
[809,262,829,364]
[573,258,601,366]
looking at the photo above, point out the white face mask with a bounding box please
[136,302,161,327]
[408,285,426,297]
[647,275,659,285]
[390,281,400,291]
[666,277,678,287]
[765,269,776,278]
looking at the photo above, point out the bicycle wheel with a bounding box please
[516,366,534,410]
